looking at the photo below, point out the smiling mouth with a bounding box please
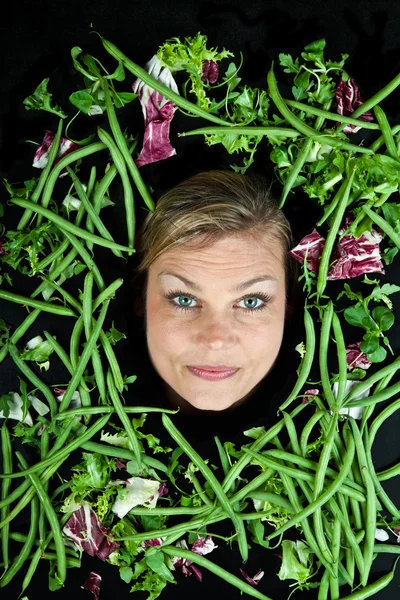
[187,366,239,381]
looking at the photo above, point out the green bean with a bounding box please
[190,472,214,507]
[318,567,330,600]
[279,101,331,208]
[363,205,400,251]
[8,343,58,417]
[319,301,336,408]
[47,417,78,458]
[0,308,41,363]
[67,165,123,258]
[300,409,326,456]
[8,532,79,556]
[275,466,336,577]
[343,355,400,404]
[362,428,400,519]
[83,271,106,404]
[1,423,12,570]
[283,411,301,454]
[99,329,124,393]
[373,105,399,161]
[373,545,400,554]
[180,125,300,138]
[377,461,400,481]
[267,65,373,155]
[54,406,177,418]
[349,418,376,587]
[80,440,168,474]
[338,556,399,599]
[86,165,97,200]
[38,428,50,546]
[17,119,64,230]
[261,422,354,542]
[59,301,110,412]
[312,414,339,562]
[102,38,232,126]
[11,198,134,254]
[317,167,356,298]
[222,402,308,492]
[329,518,341,600]
[332,311,347,409]
[214,436,230,479]
[102,77,155,212]
[70,315,84,371]
[262,449,365,500]
[249,491,293,512]
[37,141,106,223]
[42,330,91,401]
[279,306,315,411]
[0,288,76,317]
[369,123,400,152]
[162,546,274,600]
[162,413,249,563]
[92,277,124,310]
[97,127,135,251]
[127,506,209,516]
[106,368,142,466]
[368,398,400,449]
[0,414,111,480]
[284,98,381,130]
[327,496,365,577]
[16,451,67,586]
[339,63,400,128]
[38,277,82,313]
[0,494,39,587]
[346,378,400,408]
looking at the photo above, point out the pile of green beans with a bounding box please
[0,35,399,600]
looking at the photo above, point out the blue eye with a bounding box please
[164,289,272,314]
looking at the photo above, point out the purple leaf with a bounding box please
[81,572,101,600]
[132,56,179,167]
[32,130,79,169]
[63,504,120,561]
[158,481,169,497]
[240,568,264,586]
[336,77,374,133]
[201,60,219,84]
[142,537,164,547]
[191,536,218,556]
[0,238,9,256]
[289,214,384,280]
[346,341,372,370]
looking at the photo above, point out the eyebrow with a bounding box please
[158,270,278,293]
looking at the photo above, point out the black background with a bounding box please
[1,1,400,599]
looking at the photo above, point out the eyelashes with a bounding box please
[164,288,273,314]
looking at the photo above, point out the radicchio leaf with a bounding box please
[81,572,102,600]
[32,130,79,170]
[289,214,384,280]
[345,341,372,371]
[132,56,179,167]
[63,504,120,560]
[336,76,374,133]
[240,568,264,586]
[201,60,219,84]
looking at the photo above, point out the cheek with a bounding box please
[146,296,186,351]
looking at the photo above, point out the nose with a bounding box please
[195,312,236,350]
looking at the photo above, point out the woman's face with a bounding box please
[144,232,287,411]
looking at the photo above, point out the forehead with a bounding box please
[152,232,285,275]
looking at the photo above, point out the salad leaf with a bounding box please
[23,77,67,118]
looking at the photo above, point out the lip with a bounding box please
[187,366,239,381]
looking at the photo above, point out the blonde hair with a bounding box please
[129,170,298,314]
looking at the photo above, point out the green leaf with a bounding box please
[120,566,134,583]
[69,90,94,114]
[360,335,380,354]
[343,305,375,330]
[278,540,313,584]
[366,345,387,363]
[23,78,67,118]
[145,550,175,583]
[371,306,395,332]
